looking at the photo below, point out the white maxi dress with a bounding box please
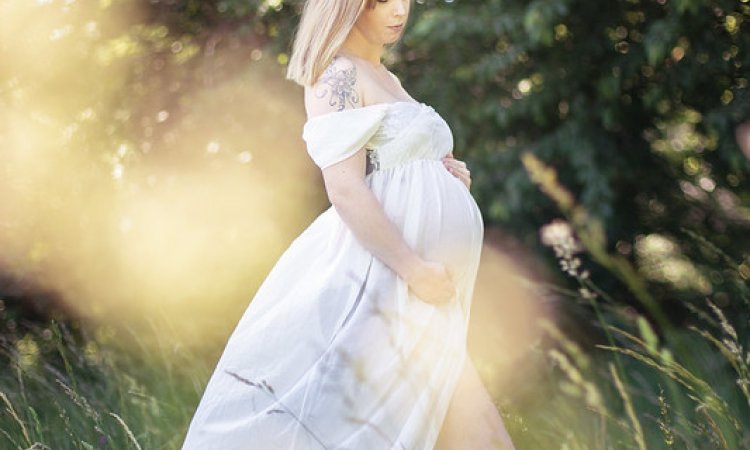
[181,100,484,450]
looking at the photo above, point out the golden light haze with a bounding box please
[0,2,550,389]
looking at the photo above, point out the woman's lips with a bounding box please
[388,24,404,32]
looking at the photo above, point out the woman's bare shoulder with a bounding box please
[304,55,364,119]
[386,70,403,88]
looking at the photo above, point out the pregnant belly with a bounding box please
[369,160,484,281]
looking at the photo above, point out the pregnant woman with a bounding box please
[181,0,516,448]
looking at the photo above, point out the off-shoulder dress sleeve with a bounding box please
[301,103,390,170]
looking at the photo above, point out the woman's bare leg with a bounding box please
[434,355,516,450]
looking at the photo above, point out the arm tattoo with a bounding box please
[315,57,361,111]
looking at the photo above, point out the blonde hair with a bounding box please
[285,0,376,86]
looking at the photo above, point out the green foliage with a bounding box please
[0,319,209,450]
[518,154,750,447]
[6,0,748,323]
[381,0,750,318]
[3,1,750,447]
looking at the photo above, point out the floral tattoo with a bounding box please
[316,56,361,111]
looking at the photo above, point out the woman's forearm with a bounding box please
[329,182,423,281]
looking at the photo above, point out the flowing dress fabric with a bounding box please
[181,102,484,450]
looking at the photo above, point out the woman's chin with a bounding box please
[383,34,403,44]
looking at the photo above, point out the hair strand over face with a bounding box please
[285,0,375,86]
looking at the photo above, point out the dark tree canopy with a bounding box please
[2,0,749,330]
[245,0,750,321]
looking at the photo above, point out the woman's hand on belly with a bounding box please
[441,151,472,189]
[403,259,456,305]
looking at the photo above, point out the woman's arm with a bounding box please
[307,56,454,304]
[323,147,454,304]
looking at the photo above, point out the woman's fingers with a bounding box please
[453,169,471,189]
[442,154,471,188]
[407,261,457,304]
[442,158,471,189]
[442,158,469,174]
[442,158,466,169]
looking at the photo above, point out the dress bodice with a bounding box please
[301,101,454,172]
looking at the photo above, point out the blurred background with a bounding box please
[1,0,749,448]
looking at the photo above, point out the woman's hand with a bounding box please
[442,151,472,189]
[403,259,456,305]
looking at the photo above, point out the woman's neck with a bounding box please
[339,31,383,67]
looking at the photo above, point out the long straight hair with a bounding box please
[285,0,376,87]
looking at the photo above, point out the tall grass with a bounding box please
[507,152,750,449]
[1,153,748,449]
[0,317,210,450]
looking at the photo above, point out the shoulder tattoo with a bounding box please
[315,57,361,111]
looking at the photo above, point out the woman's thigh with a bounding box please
[434,356,515,450]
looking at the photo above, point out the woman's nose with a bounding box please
[394,0,407,15]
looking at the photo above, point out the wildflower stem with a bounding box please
[609,362,647,450]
